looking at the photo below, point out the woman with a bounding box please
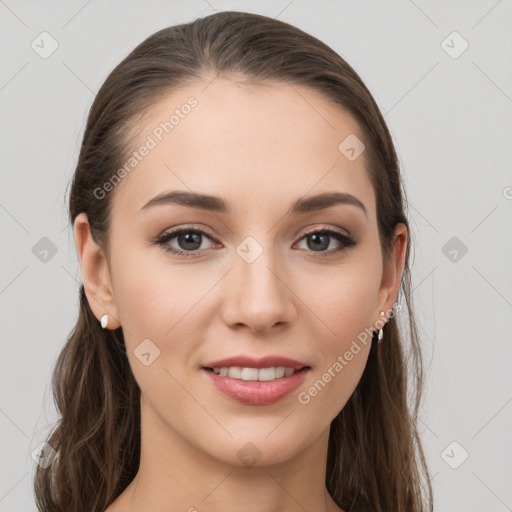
[34,10,433,512]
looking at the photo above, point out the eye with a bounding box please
[153,225,356,258]
[295,227,356,256]
[154,226,218,257]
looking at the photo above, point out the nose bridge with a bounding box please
[224,232,295,331]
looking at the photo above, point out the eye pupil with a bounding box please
[178,232,201,250]
[308,233,329,251]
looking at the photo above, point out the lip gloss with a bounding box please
[201,367,309,405]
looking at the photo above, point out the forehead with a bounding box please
[111,76,375,222]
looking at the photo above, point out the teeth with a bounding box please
[241,367,259,380]
[211,366,298,381]
[228,367,242,379]
[257,367,275,381]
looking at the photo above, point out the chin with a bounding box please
[199,428,313,468]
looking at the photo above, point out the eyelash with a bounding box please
[153,225,356,259]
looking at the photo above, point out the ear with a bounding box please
[376,223,408,321]
[74,212,120,329]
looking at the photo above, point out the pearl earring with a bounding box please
[378,310,385,342]
[100,314,108,329]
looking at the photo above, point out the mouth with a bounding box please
[201,362,311,405]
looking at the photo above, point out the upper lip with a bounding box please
[203,355,309,370]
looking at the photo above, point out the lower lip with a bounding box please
[201,367,310,405]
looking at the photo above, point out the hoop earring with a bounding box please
[378,310,385,343]
[100,314,108,329]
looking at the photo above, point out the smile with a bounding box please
[205,366,299,381]
[201,366,310,405]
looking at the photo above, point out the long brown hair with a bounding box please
[34,11,433,512]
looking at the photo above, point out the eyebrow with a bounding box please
[141,190,367,218]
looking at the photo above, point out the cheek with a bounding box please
[292,258,378,413]
[301,260,380,343]
[110,244,199,340]
[295,337,371,433]
[109,246,212,387]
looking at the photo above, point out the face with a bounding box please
[78,75,406,467]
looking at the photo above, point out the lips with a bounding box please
[201,355,311,405]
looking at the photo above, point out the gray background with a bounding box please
[1,1,511,510]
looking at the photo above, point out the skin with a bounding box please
[74,75,407,512]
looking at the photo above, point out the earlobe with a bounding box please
[74,212,120,329]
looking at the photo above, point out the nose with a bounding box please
[221,244,297,335]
